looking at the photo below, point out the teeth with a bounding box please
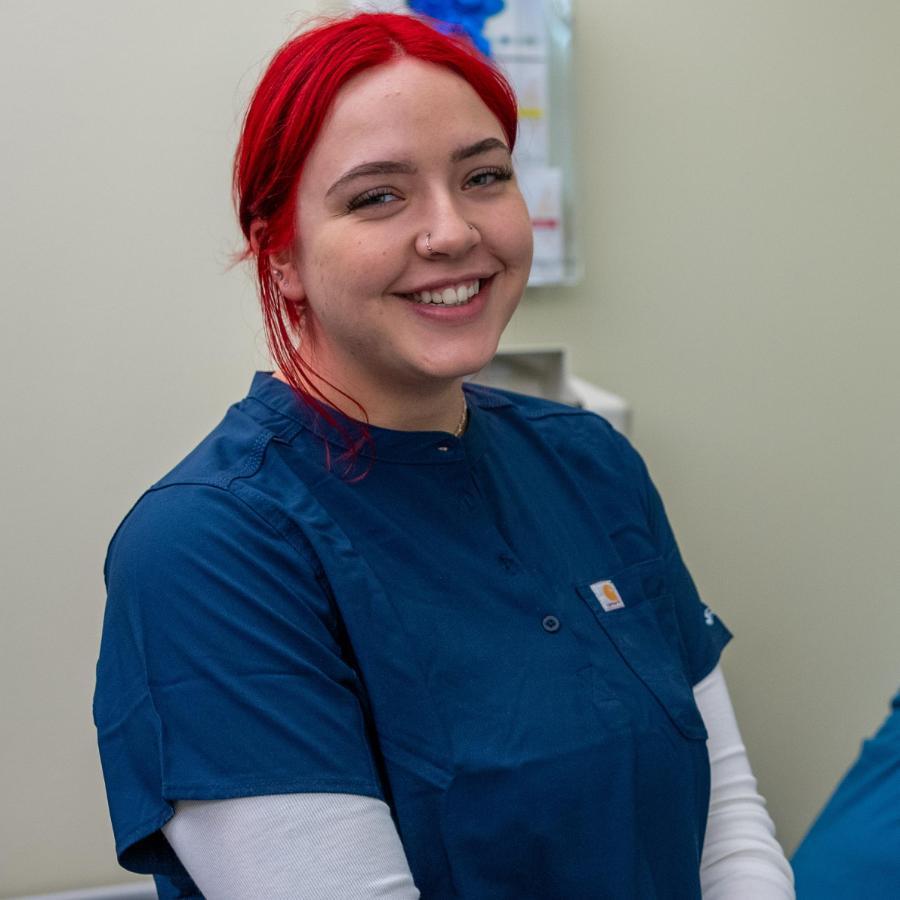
[410,280,480,306]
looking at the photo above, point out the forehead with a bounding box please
[305,58,505,174]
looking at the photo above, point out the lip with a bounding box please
[396,272,496,296]
[402,274,495,322]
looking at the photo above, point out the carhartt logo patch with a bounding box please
[590,580,625,612]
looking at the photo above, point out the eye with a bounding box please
[464,165,514,190]
[346,187,402,212]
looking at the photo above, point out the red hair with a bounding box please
[233,12,518,471]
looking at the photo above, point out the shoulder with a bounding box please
[150,396,282,493]
[102,480,330,682]
[107,481,272,568]
[466,383,625,439]
[466,383,644,478]
[106,374,318,573]
[104,392,321,603]
[466,383,597,422]
[106,409,268,574]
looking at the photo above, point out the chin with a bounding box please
[419,345,499,383]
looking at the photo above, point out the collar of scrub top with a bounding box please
[246,371,507,465]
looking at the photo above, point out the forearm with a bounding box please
[162,792,420,900]
[695,665,795,899]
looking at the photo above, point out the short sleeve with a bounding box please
[93,483,383,878]
[595,424,732,686]
[638,454,733,684]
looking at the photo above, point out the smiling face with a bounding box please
[276,57,533,405]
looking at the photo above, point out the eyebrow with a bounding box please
[325,137,511,197]
[450,136,510,163]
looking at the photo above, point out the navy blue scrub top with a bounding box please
[94,373,731,899]
[791,689,900,898]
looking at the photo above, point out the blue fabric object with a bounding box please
[791,689,900,898]
[153,871,200,899]
[94,373,731,899]
[407,0,505,57]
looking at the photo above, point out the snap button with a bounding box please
[542,615,561,633]
[436,445,449,452]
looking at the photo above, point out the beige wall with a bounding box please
[1,0,898,894]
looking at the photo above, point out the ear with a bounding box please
[249,218,305,303]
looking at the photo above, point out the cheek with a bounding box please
[302,237,361,299]
[518,219,535,266]
[312,233,399,286]
[499,196,535,266]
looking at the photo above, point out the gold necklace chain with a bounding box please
[453,400,468,437]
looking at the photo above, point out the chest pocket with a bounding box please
[577,558,707,741]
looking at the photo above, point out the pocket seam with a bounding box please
[576,568,707,742]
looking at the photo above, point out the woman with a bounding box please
[94,12,794,899]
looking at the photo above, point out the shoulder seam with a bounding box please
[150,428,276,492]
[467,383,598,421]
[521,405,603,422]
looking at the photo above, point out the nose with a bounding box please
[415,193,480,259]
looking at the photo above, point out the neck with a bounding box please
[273,368,467,435]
